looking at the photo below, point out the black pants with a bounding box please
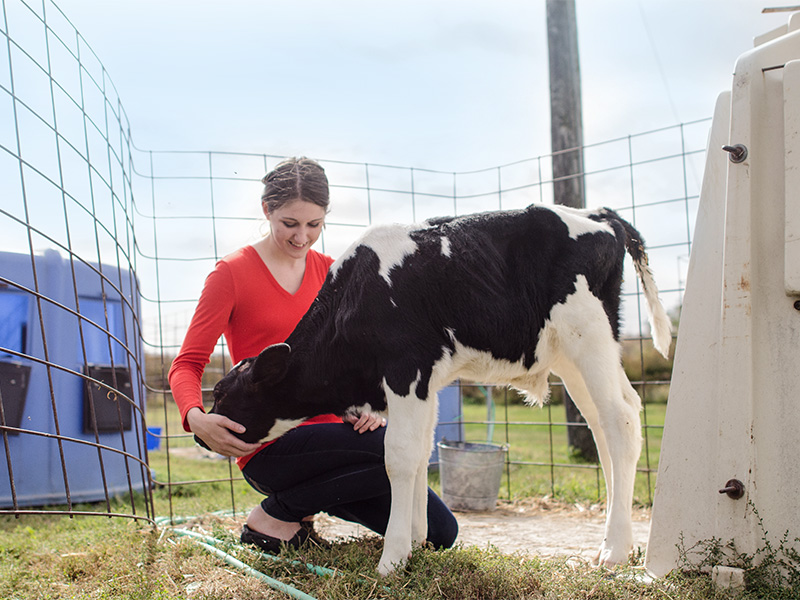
[241,423,458,549]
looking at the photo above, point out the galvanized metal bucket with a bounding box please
[437,440,507,511]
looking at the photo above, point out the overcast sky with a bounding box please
[48,0,790,171]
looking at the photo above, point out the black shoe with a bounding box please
[300,520,331,548]
[240,524,309,553]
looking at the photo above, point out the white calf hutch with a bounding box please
[646,14,800,577]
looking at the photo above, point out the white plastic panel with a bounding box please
[784,60,800,295]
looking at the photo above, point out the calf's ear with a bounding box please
[251,343,291,384]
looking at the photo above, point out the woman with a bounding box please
[168,157,458,552]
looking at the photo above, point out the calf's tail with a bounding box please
[614,213,672,358]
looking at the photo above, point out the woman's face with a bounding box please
[264,199,326,259]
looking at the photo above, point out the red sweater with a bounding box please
[168,245,341,468]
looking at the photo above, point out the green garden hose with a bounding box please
[170,527,322,600]
[171,527,337,578]
[193,538,318,600]
[165,513,388,597]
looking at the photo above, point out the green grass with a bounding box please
[0,507,765,599]
[0,513,279,599]
[148,451,260,519]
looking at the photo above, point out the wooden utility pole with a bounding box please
[546,0,598,462]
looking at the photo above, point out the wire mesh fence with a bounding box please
[1,0,706,523]
[0,0,152,520]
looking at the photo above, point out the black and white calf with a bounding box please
[206,203,671,575]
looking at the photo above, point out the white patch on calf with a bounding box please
[535,274,622,368]
[439,339,551,406]
[343,402,382,420]
[440,236,451,257]
[549,205,613,240]
[330,224,418,285]
[260,417,305,443]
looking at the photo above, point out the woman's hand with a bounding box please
[343,411,387,434]
[186,407,264,457]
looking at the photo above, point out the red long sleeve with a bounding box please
[168,245,337,441]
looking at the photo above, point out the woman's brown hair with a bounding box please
[261,157,330,212]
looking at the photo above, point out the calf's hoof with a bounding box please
[593,542,632,568]
[377,550,413,577]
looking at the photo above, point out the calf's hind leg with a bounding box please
[544,281,642,565]
[558,356,642,566]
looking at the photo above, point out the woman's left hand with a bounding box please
[343,411,387,434]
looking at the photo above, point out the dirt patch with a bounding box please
[314,497,651,562]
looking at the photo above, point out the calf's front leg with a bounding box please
[411,394,439,546]
[377,389,434,576]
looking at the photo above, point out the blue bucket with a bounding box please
[146,427,162,451]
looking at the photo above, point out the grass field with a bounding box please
[0,506,740,600]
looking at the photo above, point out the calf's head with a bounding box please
[194,343,292,449]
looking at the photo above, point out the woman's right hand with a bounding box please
[186,407,264,457]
